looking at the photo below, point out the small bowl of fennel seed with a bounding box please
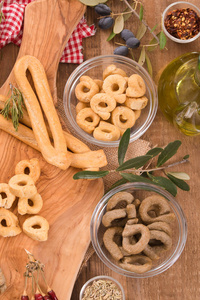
[79,275,125,300]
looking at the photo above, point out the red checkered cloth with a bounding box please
[0,0,95,63]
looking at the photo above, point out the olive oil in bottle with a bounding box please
[158,52,200,136]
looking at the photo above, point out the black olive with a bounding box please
[98,17,114,30]
[126,37,140,48]
[114,46,129,56]
[95,4,112,16]
[121,29,135,41]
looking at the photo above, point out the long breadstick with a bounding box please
[0,115,107,169]
[0,95,90,154]
[13,55,71,170]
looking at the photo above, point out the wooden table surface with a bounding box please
[0,1,200,299]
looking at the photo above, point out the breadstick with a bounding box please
[13,55,71,170]
[0,95,90,154]
[0,115,107,170]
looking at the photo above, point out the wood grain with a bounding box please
[0,0,104,299]
[0,0,200,299]
[0,132,104,299]
[0,0,86,104]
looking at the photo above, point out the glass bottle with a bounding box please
[158,52,200,136]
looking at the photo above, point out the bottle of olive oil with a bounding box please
[158,52,200,136]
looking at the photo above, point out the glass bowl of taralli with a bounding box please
[91,182,187,278]
[63,55,158,147]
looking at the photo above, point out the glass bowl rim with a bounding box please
[79,275,125,300]
[63,54,158,148]
[162,1,200,44]
[90,182,187,278]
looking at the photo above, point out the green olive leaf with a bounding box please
[129,49,135,60]
[157,140,182,167]
[145,52,153,76]
[159,31,167,50]
[113,14,124,34]
[136,22,147,40]
[139,4,143,21]
[183,154,189,160]
[73,170,109,180]
[78,0,99,6]
[166,173,190,191]
[150,24,158,33]
[118,128,130,165]
[146,147,163,158]
[120,173,153,184]
[167,172,190,181]
[148,174,177,197]
[107,31,116,41]
[117,155,152,171]
[147,33,160,52]
[138,47,146,66]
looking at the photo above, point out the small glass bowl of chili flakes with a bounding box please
[162,1,200,43]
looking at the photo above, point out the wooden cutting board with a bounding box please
[0,1,104,299]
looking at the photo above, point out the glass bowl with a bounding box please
[79,275,125,300]
[162,1,200,44]
[91,182,187,278]
[63,55,158,147]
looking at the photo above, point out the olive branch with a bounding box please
[73,129,190,197]
[78,0,167,76]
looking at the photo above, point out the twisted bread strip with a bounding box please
[0,115,107,170]
[0,95,90,154]
[13,55,71,170]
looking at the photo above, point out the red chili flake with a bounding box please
[164,8,200,40]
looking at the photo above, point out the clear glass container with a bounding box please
[91,183,187,278]
[158,52,200,136]
[79,275,125,300]
[162,1,200,43]
[63,55,158,147]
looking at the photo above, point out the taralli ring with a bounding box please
[90,93,116,120]
[119,255,152,274]
[122,223,150,254]
[143,230,173,260]
[103,64,127,80]
[126,74,146,98]
[23,215,49,241]
[106,191,134,211]
[8,174,37,198]
[15,158,40,183]
[75,102,89,114]
[0,183,15,209]
[76,107,100,134]
[103,74,127,96]
[18,193,43,215]
[0,208,22,237]
[111,106,136,135]
[147,221,172,237]
[75,76,99,103]
[139,195,176,224]
[103,227,123,261]
[93,121,120,142]
[102,208,127,227]
[125,96,148,110]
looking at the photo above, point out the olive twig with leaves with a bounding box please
[73,129,190,197]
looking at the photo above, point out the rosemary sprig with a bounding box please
[0,1,5,24]
[0,83,26,131]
